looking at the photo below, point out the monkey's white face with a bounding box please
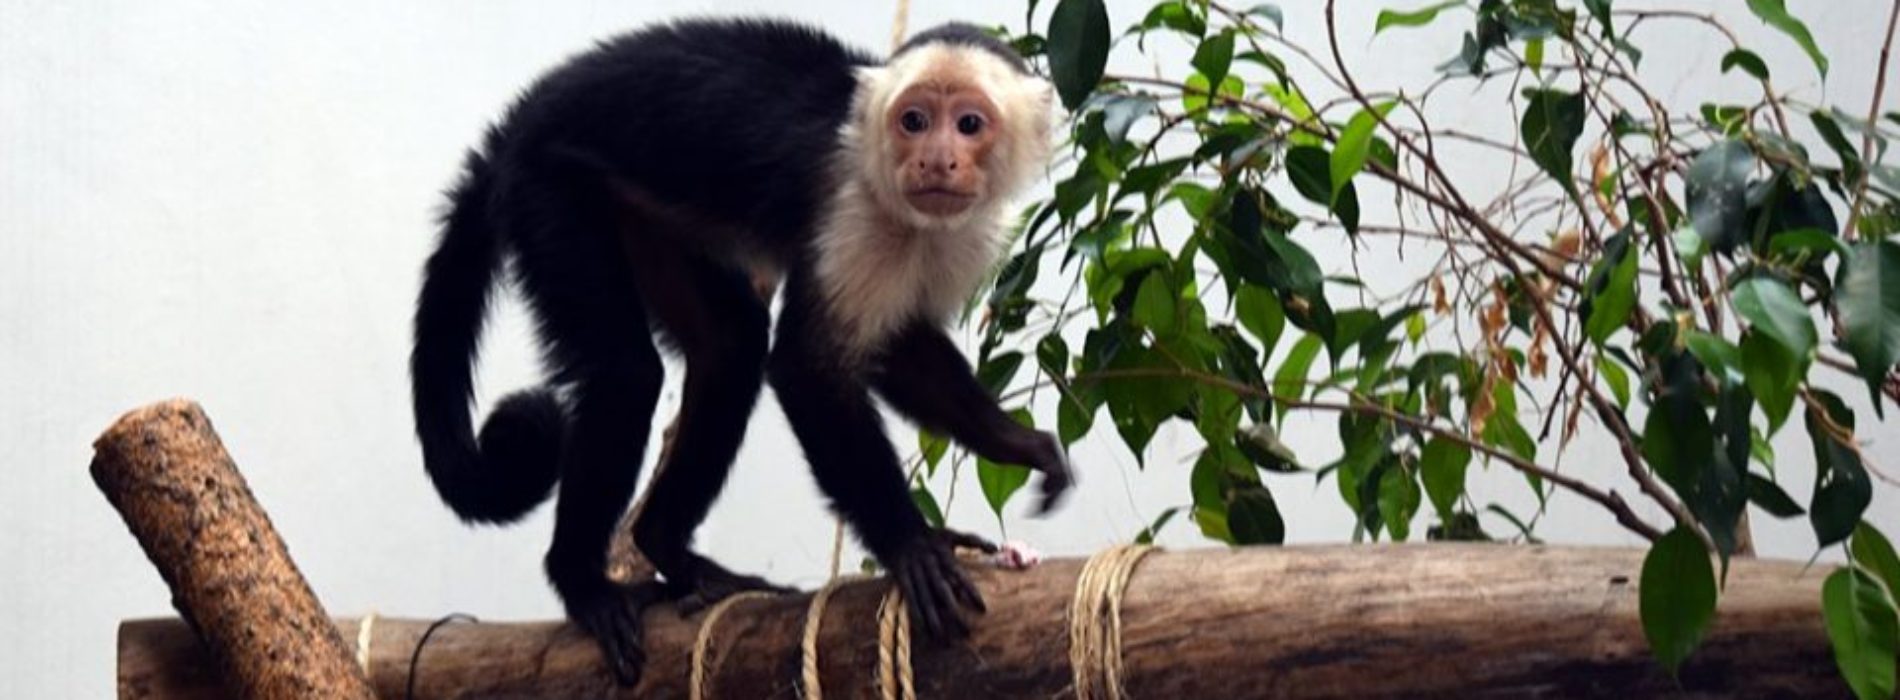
[885,80,1001,218]
[852,44,1055,229]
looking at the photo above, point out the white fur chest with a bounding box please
[812,183,1004,356]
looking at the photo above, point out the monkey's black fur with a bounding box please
[411,17,1065,685]
[892,22,1031,74]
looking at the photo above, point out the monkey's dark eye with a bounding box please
[956,114,984,136]
[900,109,929,134]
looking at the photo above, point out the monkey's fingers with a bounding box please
[1034,468,1073,515]
[897,557,952,637]
[936,527,999,554]
[570,587,650,686]
[940,555,988,612]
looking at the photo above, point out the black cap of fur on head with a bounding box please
[893,22,1030,75]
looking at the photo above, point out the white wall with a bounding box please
[1,1,1892,696]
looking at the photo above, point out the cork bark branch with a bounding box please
[120,545,1840,699]
[92,399,373,700]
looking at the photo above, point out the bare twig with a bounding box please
[1843,0,1900,239]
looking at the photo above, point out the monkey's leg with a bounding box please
[767,283,985,639]
[623,244,789,612]
[873,322,1073,513]
[505,167,667,686]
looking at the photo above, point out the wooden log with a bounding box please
[118,545,1845,699]
[93,399,373,700]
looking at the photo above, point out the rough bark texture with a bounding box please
[93,399,373,700]
[119,545,1845,699]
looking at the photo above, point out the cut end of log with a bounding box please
[94,398,375,700]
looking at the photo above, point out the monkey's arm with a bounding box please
[873,322,1072,513]
[768,312,986,636]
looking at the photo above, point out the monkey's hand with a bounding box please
[888,529,989,638]
[1020,430,1073,515]
[561,579,664,686]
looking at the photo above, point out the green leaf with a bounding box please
[1237,422,1302,472]
[1839,241,1900,411]
[978,454,1032,518]
[1419,437,1471,521]
[1742,331,1799,434]
[919,430,950,473]
[1520,89,1587,195]
[1822,568,1897,700]
[1375,1,1465,35]
[1524,37,1545,77]
[1768,227,1848,262]
[1181,72,1244,115]
[1808,391,1873,547]
[1048,0,1112,110]
[1331,100,1396,205]
[1273,333,1322,401]
[1131,272,1178,335]
[1286,144,1360,233]
[1644,391,1712,495]
[1058,388,1095,445]
[1227,486,1287,545]
[1136,1,1204,39]
[1731,276,1817,359]
[1814,110,1865,183]
[1719,49,1770,80]
[1037,333,1070,380]
[1099,94,1158,145]
[1746,0,1829,78]
[1245,3,1285,32]
[1485,503,1542,543]
[1598,354,1632,409]
[1135,506,1182,545]
[976,351,1025,397]
[911,485,946,528]
[1686,140,1757,253]
[1234,285,1287,360]
[1852,523,1900,604]
[1641,526,1718,674]
[1191,29,1236,89]
[1745,473,1805,517]
[1683,330,1744,386]
[1585,238,1640,344]
[1378,464,1422,542]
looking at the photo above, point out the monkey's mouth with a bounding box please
[905,187,976,215]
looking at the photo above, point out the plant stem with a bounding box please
[1321,0,1710,550]
[1842,0,1900,239]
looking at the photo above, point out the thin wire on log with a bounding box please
[1068,545,1158,700]
[405,613,479,700]
[690,591,777,700]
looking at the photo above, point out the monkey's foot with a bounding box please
[888,531,987,639]
[563,579,664,686]
[671,557,796,616]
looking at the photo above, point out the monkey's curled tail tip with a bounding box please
[426,388,566,524]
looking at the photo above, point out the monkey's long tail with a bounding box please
[410,150,565,525]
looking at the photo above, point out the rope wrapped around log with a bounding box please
[96,399,1845,699]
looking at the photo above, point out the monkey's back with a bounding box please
[486,18,875,242]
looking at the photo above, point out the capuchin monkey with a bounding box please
[410,18,1068,684]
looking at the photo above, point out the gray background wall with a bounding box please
[2,1,1893,696]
